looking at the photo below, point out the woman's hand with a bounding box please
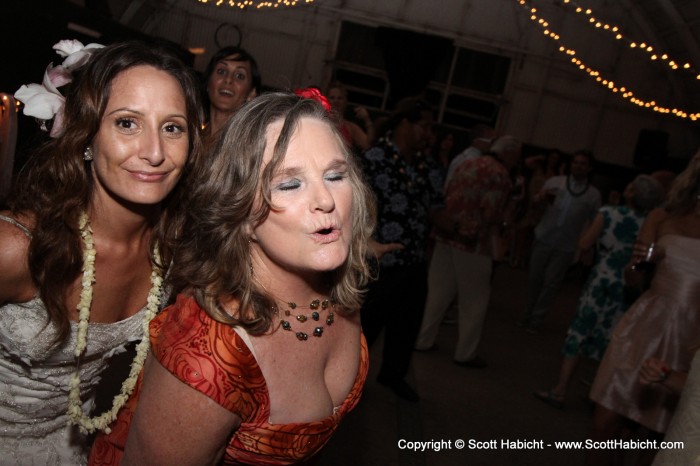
[639,357,670,385]
[639,357,687,394]
[368,239,404,261]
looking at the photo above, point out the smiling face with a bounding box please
[90,65,189,208]
[207,54,256,115]
[250,117,353,279]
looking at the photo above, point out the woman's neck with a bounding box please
[86,200,157,247]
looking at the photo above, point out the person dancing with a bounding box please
[587,150,700,465]
[535,175,663,408]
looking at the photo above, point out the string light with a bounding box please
[195,0,314,9]
[559,0,698,78]
[516,0,700,121]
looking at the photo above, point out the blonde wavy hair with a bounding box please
[170,92,377,334]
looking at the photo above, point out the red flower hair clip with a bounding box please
[294,87,332,114]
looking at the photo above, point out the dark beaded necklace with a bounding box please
[274,299,335,341]
[566,175,590,198]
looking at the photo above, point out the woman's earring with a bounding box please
[83,147,94,161]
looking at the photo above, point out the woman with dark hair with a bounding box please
[587,150,700,465]
[0,39,203,463]
[203,46,261,141]
[90,91,376,465]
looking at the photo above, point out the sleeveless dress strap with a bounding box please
[0,214,32,238]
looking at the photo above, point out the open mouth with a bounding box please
[317,228,333,235]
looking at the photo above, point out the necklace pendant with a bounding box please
[313,327,323,337]
[288,302,297,309]
[296,332,309,341]
[296,314,308,323]
[326,313,335,325]
[311,311,320,321]
[281,320,292,331]
[310,299,320,310]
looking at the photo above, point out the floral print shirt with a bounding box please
[437,155,512,256]
[361,134,444,267]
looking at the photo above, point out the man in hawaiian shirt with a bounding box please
[360,97,444,402]
[415,135,522,368]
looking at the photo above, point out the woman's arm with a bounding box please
[122,355,241,466]
[367,238,404,260]
[623,207,667,288]
[577,212,604,251]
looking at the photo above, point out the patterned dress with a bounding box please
[90,294,369,465]
[561,205,646,360]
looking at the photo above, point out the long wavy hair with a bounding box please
[170,92,377,334]
[8,40,204,343]
[665,149,700,215]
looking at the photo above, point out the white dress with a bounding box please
[0,216,148,465]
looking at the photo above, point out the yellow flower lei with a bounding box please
[67,212,163,434]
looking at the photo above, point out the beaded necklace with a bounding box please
[67,212,163,434]
[566,175,590,198]
[273,299,335,341]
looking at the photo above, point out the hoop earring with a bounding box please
[83,147,94,161]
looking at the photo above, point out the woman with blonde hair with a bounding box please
[90,91,376,465]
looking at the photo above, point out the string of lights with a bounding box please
[195,0,314,9]
[516,0,700,121]
[558,0,700,79]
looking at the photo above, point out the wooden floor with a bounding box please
[315,263,604,466]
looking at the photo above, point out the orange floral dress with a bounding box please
[89,294,368,465]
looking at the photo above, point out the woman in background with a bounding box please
[203,46,261,141]
[587,150,700,465]
[535,175,663,408]
[326,81,373,152]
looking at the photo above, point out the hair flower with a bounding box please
[14,39,103,137]
[294,87,333,114]
[14,83,64,121]
[55,40,104,71]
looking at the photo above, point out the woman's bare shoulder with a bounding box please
[0,211,35,304]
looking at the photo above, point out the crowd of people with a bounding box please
[1,37,699,466]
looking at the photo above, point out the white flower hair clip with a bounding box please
[14,39,104,137]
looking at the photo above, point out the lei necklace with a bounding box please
[67,212,163,434]
[566,175,590,197]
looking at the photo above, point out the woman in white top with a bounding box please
[0,39,203,464]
